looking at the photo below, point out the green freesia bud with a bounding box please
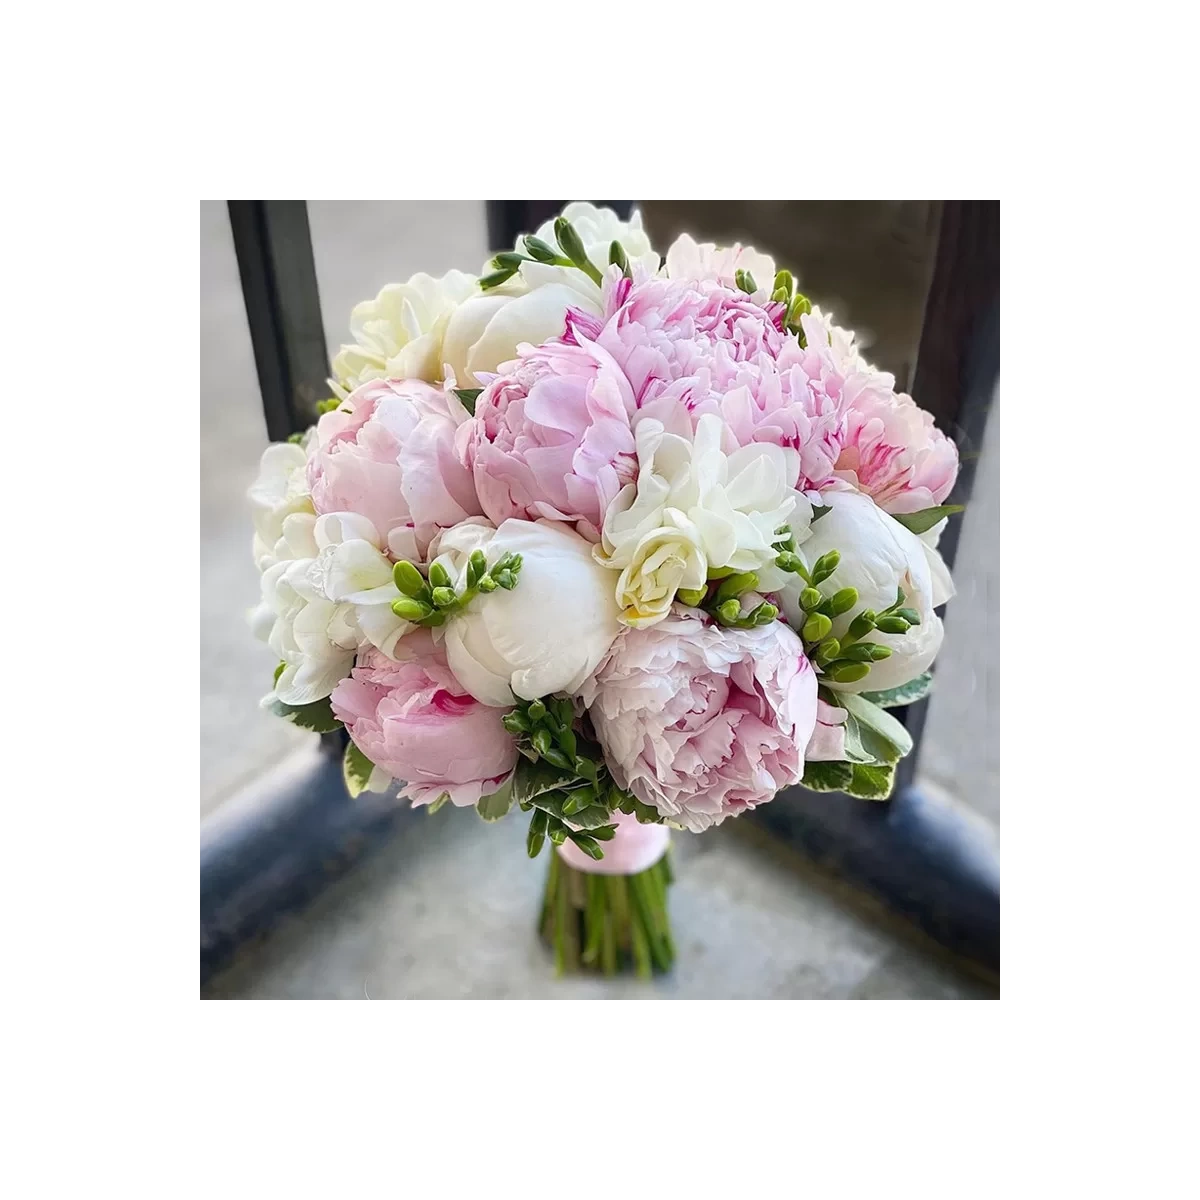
[846,612,876,641]
[393,560,427,598]
[735,268,757,294]
[494,570,516,590]
[431,586,457,609]
[477,575,498,593]
[508,553,524,573]
[775,551,804,574]
[528,699,547,721]
[751,602,779,626]
[895,607,921,626]
[523,235,560,263]
[816,637,840,662]
[841,644,876,663]
[771,287,789,303]
[876,616,909,635]
[480,268,516,291]
[391,597,432,621]
[810,550,841,585]
[492,251,525,271]
[773,269,794,297]
[501,711,530,735]
[788,292,813,324]
[826,587,859,616]
[467,549,487,588]
[869,644,893,660]
[716,571,758,602]
[800,587,823,610]
[428,562,451,589]
[676,586,707,607]
[716,598,743,624]
[554,217,602,283]
[802,612,833,643]
[828,661,871,684]
[423,611,447,627]
[609,240,630,274]
[555,726,577,759]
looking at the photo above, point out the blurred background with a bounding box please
[201,201,998,999]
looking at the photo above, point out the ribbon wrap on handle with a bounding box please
[556,808,670,876]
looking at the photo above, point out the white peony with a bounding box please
[778,490,955,693]
[663,232,778,305]
[441,204,658,389]
[595,414,803,628]
[330,270,478,397]
[248,436,315,570]
[427,517,621,707]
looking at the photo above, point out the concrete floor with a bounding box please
[200,201,999,999]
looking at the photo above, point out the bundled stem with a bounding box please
[539,854,675,977]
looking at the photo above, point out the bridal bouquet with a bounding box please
[248,203,960,975]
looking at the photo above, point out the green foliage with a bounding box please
[891,505,965,535]
[269,694,341,733]
[845,762,896,801]
[452,388,482,415]
[476,777,515,822]
[801,760,855,792]
[860,672,933,708]
[343,741,376,798]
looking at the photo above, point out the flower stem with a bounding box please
[538,854,674,975]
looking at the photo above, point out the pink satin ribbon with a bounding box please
[556,808,671,876]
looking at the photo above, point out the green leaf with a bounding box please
[838,692,914,762]
[476,777,515,822]
[269,695,341,733]
[453,387,483,415]
[860,672,933,708]
[890,505,965,535]
[343,741,376,798]
[844,762,896,801]
[801,760,855,792]
[427,793,450,814]
[511,758,580,806]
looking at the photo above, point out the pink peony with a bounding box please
[594,276,786,424]
[460,334,639,542]
[806,698,848,761]
[832,387,959,514]
[307,378,482,562]
[330,630,517,808]
[587,277,856,492]
[580,612,818,833]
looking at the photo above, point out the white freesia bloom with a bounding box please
[250,511,415,707]
[251,513,357,707]
[248,435,315,570]
[311,512,413,659]
[428,517,621,707]
[596,414,802,628]
[778,490,955,693]
[441,203,657,389]
[330,270,478,397]
[663,232,778,305]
